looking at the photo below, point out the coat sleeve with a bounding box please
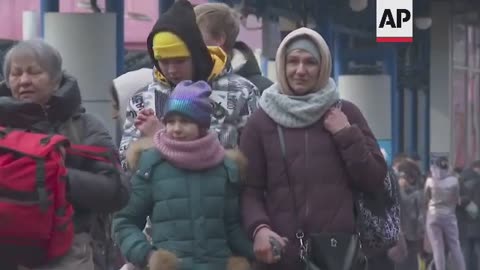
[224,160,255,260]
[231,75,260,130]
[239,115,271,239]
[66,114,130,212]
[238,78,259,140]
[332,101,388,193]
[217,76,259,149]
[112,154,155,267]
[119,94,142,170]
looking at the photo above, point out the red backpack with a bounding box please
[0,127,117,267]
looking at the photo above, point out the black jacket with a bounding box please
[0,74,130,233]
[146,0,213,82]
[458,168,480,239]
[233,41,273,93]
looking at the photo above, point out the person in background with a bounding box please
[425,157,466,270]
[410,153,423,168]
[458,160,480,270]
[111,69,154,270]
[119,0,258,170]
[111,68,153,147]
[194,2,273,93]
[393,160,425,270]
[410,153,428,185]
[113,80,253,270]
[392,153,410,174]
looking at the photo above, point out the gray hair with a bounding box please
[3,39,63,87]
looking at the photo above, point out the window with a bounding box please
[453,24,467,66]
[475,27,480,68]
[452,69,467,168]
[451,22,480,168]
[467,72,480,162]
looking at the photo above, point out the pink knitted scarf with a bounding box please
[153,130,225,170]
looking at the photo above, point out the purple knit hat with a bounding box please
[163,80,213,128]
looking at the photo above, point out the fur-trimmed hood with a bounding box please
[225,147,247,182]
[125,135,247,179]
[125,137,156,172]
[148,249,251,270]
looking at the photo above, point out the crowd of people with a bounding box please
[387,153,480,270]
[0,0,478,270]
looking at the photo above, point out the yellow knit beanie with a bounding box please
[152,32,190,59]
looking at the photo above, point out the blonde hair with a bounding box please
[194,3,240,55]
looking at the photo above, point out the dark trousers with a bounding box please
[367,251,395,270]
[395,240,420,270]
[462,238,480,270]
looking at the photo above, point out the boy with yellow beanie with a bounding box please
[152,32,190,60]
[119,0,259,170]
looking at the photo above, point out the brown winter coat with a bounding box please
[239,28,387,270]
[240,103,387,269]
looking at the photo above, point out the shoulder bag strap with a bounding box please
[276,125,309,259]
[278,123,365,270]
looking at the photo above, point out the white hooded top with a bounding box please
[113,68,153,123]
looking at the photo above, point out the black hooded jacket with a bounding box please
[233,41,273,93]
[146,0,213,82]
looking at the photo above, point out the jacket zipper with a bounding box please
[186,174,196,260]
[304,131,310,220]
[42,106,49,120]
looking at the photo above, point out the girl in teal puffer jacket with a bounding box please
[112,80,253,270]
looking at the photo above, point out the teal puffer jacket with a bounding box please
[113,148,253,270]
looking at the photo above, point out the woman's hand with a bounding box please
[324,108,351,134]
[253,227,288,264]
[134,108,162,137]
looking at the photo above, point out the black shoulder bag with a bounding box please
[276,125,365,270]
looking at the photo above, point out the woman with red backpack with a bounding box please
[0,39,129,270]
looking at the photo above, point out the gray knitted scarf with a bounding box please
[259,78,339,128]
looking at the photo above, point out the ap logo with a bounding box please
[376,0,413,42]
